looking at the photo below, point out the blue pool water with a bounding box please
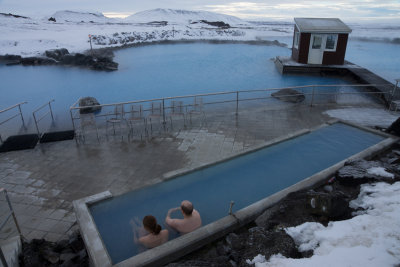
[89,123,384,264]
[346,40,400,83]
[0,40,397,135]
[0,42,352,133]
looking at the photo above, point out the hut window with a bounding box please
[325,34,338,51]
[312,36,322,49]
[294,31,299,48]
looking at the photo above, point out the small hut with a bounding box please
[292,18,352,65]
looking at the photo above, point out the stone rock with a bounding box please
[165,256,231,267]
[43,249,60,264]
[323,185,333,193]
[21,56,57,65]
[0,54,22,65]
[306,190,349,219]
[60,53,118,71]
[48,17,56,22]
[79,96,102,114]
[92,57,119,71]
[68,234,85,253]
[255,190,319,230]
[271,88,305,103]
[239,228,300,265]
[225,233,244,250]
[20,240,42,267]
[45,48,69,61]
[200,20,230,28]
[216,241,231,256]
[255,204,282,228]
[336,160,393,185]
[0,54,22,61]
[386,117,400,136]
[60,252,76,262]
[61,53,94,66]
[54,239,69,252]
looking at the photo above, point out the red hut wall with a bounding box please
[322,34,348,65]
[291,29,310,64]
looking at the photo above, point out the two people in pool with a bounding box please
[131,200,202,249]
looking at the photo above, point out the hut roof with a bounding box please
[294,18,352,34]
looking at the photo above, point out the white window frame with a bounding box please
[325,34,338,51]
[294,31,300,49]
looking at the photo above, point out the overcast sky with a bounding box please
[1,0,399,21]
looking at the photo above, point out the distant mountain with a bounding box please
[125,8,246,25]
[49,10,116,23]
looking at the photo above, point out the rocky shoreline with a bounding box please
[18,143,400,266]
[0,48,119,71]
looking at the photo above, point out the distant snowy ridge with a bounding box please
[125,8,246,25]
[49,10,116,23]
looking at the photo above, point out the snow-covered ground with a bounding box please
[248,181,400,267]
[324,108,398,128]
[0,9,398,57]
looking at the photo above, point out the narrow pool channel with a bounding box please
[89,123,384,264]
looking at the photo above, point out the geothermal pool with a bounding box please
[89,122,385,264]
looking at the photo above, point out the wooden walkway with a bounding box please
[275,56,397,105]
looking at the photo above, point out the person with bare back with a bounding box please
[165,200,202,234]
[131,215,169,249]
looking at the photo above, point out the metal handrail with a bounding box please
[69,83,394,137]
[0,188,22,267]
[0,102,27,144]
[69,83,392,110]
[0,102,27,114]
[32,100,55,137]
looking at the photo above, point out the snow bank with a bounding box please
[0,8,399,57]
[247,182,400,266]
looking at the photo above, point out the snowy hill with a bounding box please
[48,10,116,23]
[125,8,246,25]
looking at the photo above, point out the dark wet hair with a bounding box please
[181,202,193,215]
[143,215,162,234]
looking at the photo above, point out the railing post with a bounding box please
[162,98,166,125]
[389,79,400,110]
[70,109,76,133]
[4,191,22,237]
[32,112,40,137]
[18,104,25,126]
[48,101,54,121]
[229,201,235,215]
[236,91,239,116]
[310,86,315,107]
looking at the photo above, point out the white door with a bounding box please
[308,34,325,64]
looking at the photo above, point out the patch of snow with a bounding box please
[48,10,117,23]
[324,108,398,127]
[246,254,266,265]
[248,182,400,267]
[125,8,246,25]
[367,167,394,179]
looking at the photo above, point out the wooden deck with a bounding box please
[274,56,398,105]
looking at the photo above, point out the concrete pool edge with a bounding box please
[73,121,398,267]
[73,191,113,267]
